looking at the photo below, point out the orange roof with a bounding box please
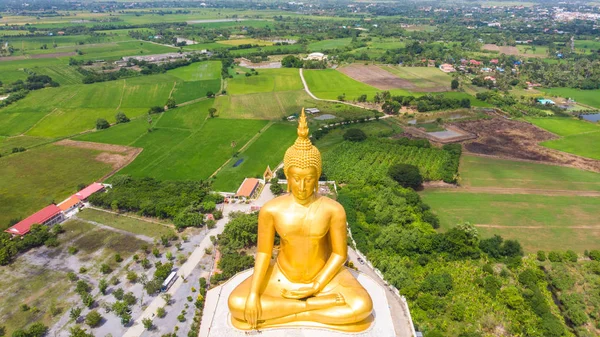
[235,178,260,197]
[58,196,81,211]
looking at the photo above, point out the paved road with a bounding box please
[347,248,414,337]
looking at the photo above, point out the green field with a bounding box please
[0,74,178,138]
[212,123,296,191]
[460,155,600,191]
[77,208,175,238]
[0,144,114,230]
[0,135,52,156]
[307,38,352,51]
[227,68,303,95]
[540,87,600,108]
[526,117,600,136]
[381,66,452,90]
[167,61,222,81]
[421,191,600,252]
[214,90,313,119]
[171,79,221,103]
[157,99,213,129]
[542,132,600,160]
[217,38,273,46]
[315,119,402,152]
[526,117,600,160]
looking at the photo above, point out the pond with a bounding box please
[314,114,336,120]
[233,158,244,167]
[581,113,600,123]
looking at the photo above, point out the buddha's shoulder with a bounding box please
[318,195,345,211]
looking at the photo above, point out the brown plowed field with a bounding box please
[55,139,142,180]
[338,64,416,90]
[451,117,600,173]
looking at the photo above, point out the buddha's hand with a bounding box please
[281,282,319,299]
[244,293,262,329]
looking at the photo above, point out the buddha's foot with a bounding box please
[306,293,345,310]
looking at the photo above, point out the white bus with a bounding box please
[161,271,177,292]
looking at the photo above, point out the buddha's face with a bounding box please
[287,166,318,202]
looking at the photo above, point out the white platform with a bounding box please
[199,269,396,337]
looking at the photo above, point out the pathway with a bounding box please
[299,68,376,110]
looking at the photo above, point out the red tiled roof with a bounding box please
[58,196,81,211]
[5,204,61,236]
[235,178,260,197]
[75,183,104,200]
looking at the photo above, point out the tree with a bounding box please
[148,106,165,114]
[142,317,154,330]
[70,306,82,321]
[98,278,108,295]
[115,111,130,124]
[96,118,110,130]
[208,107,217,118]
[206,91,215,98]
[127,271,138,283]
[85,310,102,327]
[26,323,48,337]
[100,263,112,274]
[357,94,367,102]
[381,100,401,114]
[343,129,367,142]
[451,79,459,90]
[113,288,125,300]
[166,98,176,109]
[157,306,166,318]
[388,163,422,189]
[537,250,546,261]
[270,178,283,195]
[281,55,303,68]
[68,326,94,337]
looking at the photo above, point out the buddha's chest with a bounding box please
[273,208,330,239]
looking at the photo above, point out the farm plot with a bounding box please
[0,144,114,230]
[227,68,303,95]
[482,44,546,57]
[113,119,267,181]
[304,69,410,101]
[453,116,600,173]
[307,38,352,51]
[380,66,452,92]
[338,64,417,90]
[214,90,313,119]
[460,155,600,191]
[212,123,296,191]
[526,117,600,160]
[217,38,274,46]
[322,139,454,183]
[167,60,222,81]
[29,64,84,85]
[540,87,600,109]
[157,99,213,129]
[421,191,600,252]
[0,135,52,156]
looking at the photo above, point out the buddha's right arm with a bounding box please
[249,208,275,296]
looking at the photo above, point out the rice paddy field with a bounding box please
[526,117,600,160]
[213,90,314,119]
[381,66,452,90]
[216,38,274,46]
[226,68,303,94]
[212,123,296,191]
[307,38,353,51]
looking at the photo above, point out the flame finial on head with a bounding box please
[283,108,322,179]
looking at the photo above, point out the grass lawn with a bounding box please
[421,191,600,252]
[460,155,600,191]
[167,61,222,81]
[0,144,114,230]
[308,38,352,51]
[214,90,313,119]
[315,119,401,153]
[540,87,600,109]
[380,66,452,89]
[516,45,548,56]
[212,123,296,191]
[227,68,303,95]
[77,208,175,238]
[525,117,600,137]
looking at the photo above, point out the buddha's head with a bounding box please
[283,108,321,202]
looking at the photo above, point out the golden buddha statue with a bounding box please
[228,109,373,332]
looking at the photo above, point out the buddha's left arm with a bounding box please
[313,204,347,292]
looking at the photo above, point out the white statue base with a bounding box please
[199,269,396,337]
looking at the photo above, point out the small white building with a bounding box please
[305,52,327,61]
